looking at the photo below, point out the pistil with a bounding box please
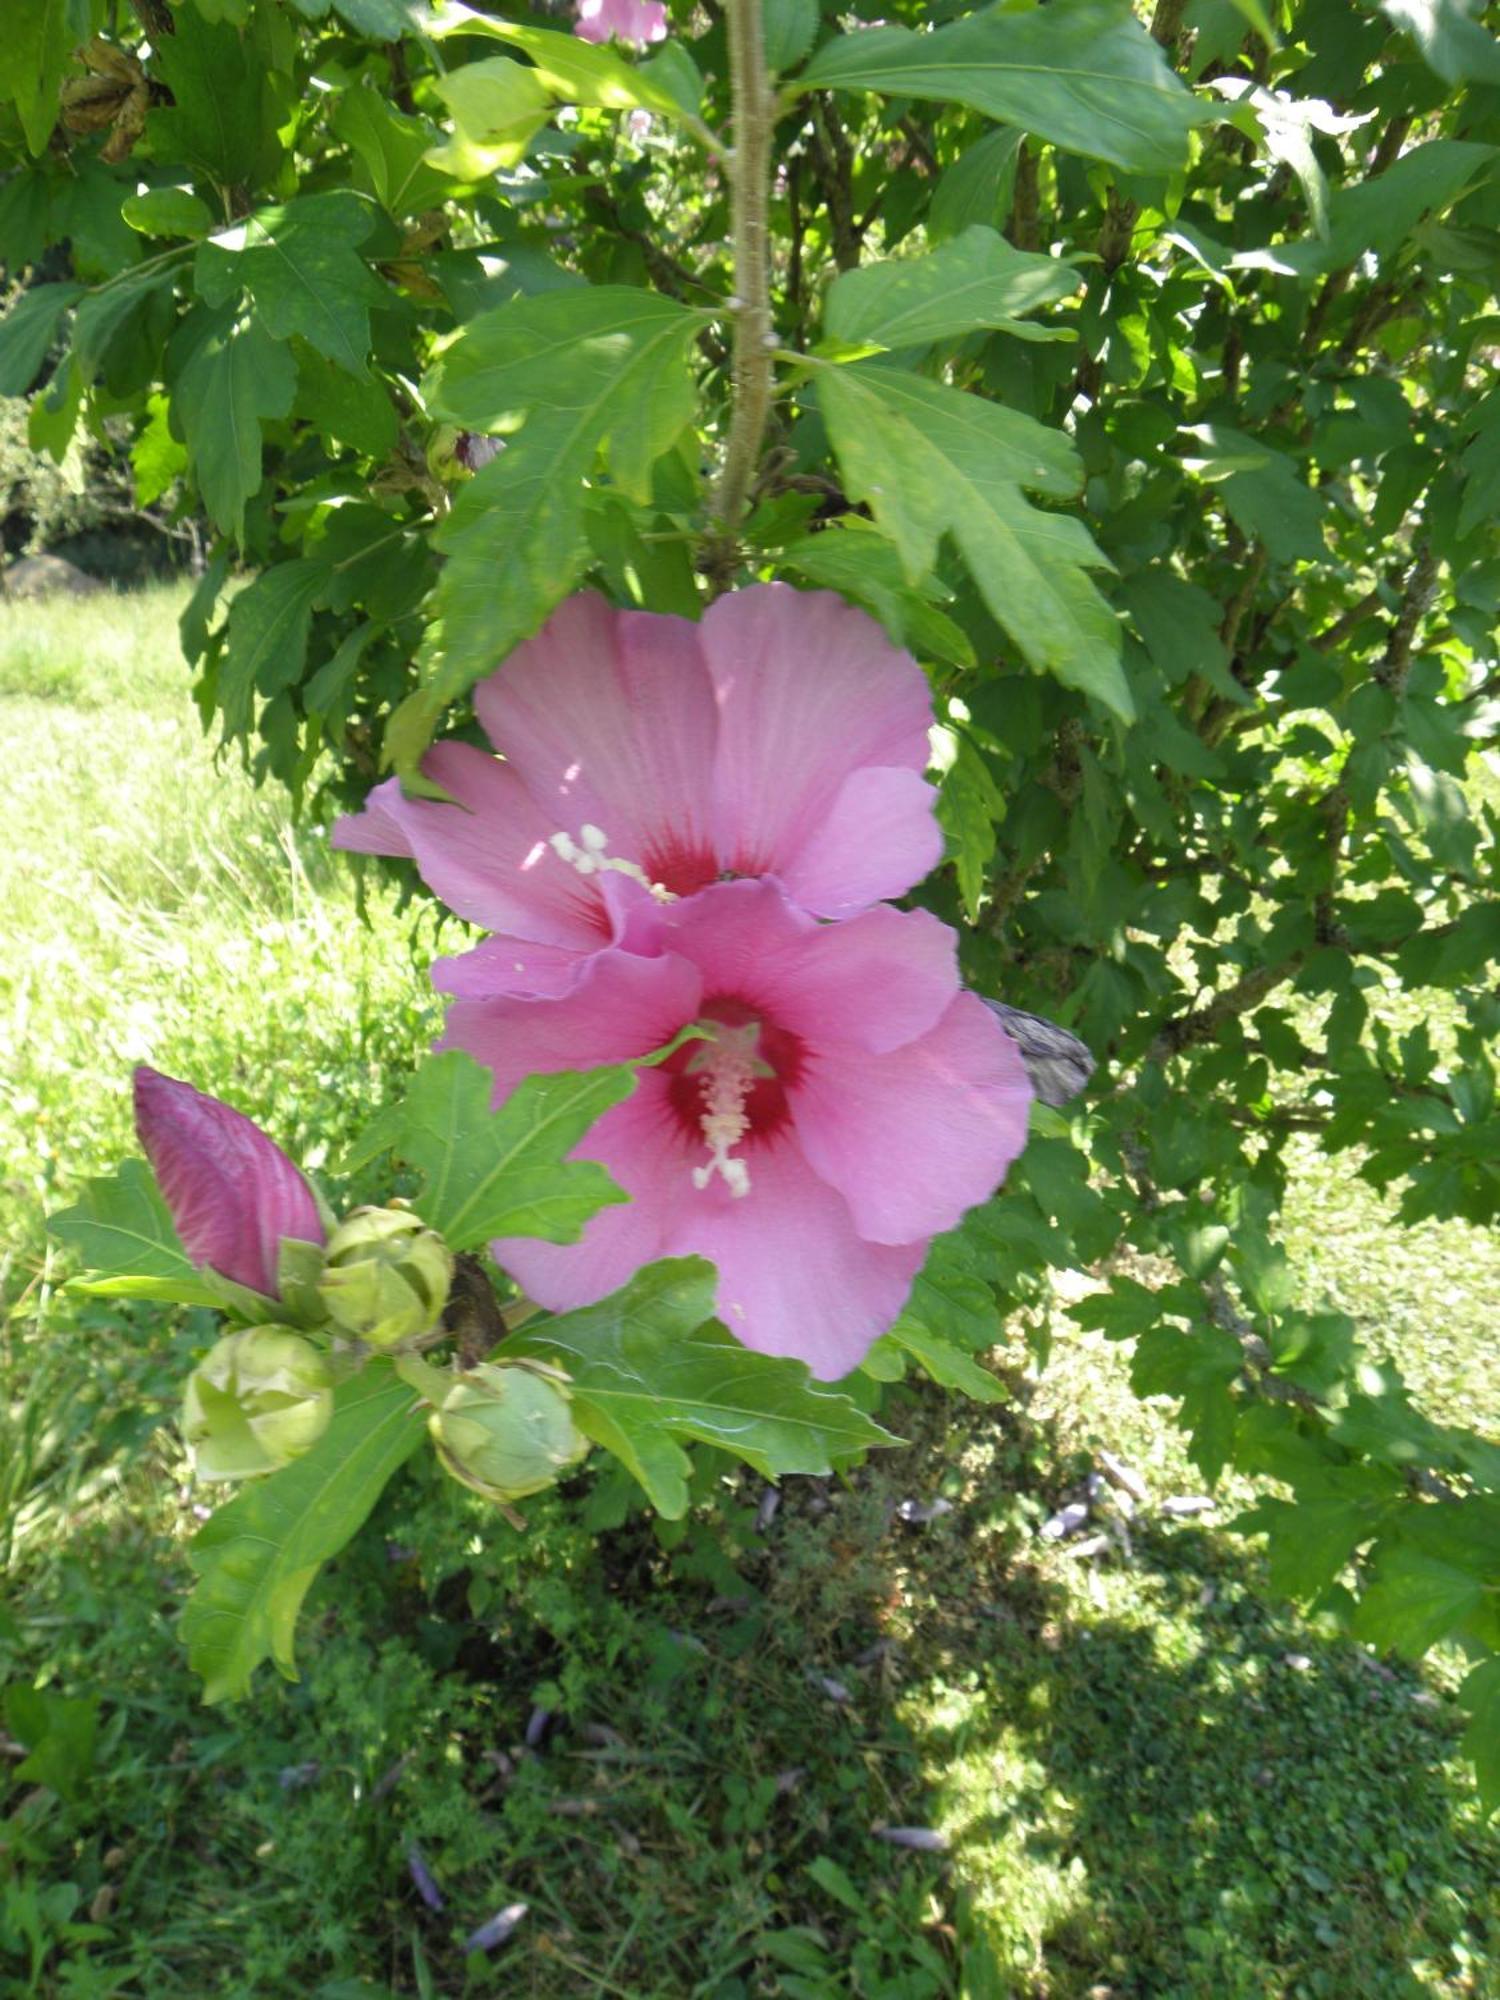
[686,1021,770,1198]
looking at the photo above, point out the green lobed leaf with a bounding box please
[0,0,81,155]
[393,287,707,770]
[0,283,83,398]
[878,1212,1009,1403]
[508,1260,900,1518]
[195,192,389,379]
[825,227,1080,351]
[47,1159,224,1308]
[331,84,454,216]
[815,361,1130,720]
[132,394,189,508]
[929,129,1024,244]
[216,559,330,740]
[1354,1541,1489,1657]
[148,6,283,191]
[182,1364,428,1703]
[797,0,1208,175]
[342,1047,632,1251]
[173,310,298,539]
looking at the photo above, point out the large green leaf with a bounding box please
[216,559,330,740]
[343,1048,632,1251]
[182,1364,427,1702]
[48,1159,223,1308]
[196,192,389,379]
[815,361,1130,719]
[173,311,298,539]
[797,0,1207,174]
[509,1260,899,1518]
[825,227,1079,351]
[392,287,707,771]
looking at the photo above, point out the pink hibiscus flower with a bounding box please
[333,586,943,1002]
[573,0,667,45]
[134,1066,324,1299]
[443,880,1032,1379]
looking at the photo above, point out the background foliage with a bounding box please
[2,0,1500,1980]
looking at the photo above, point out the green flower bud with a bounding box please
[317,1206,453,1349]
[182,1327,333,1482]
[430,1360,590,1505]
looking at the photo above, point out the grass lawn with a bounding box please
[2,585,1496,1999]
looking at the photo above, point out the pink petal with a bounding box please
[333,743,610,948]
[572,0,666,42]
[133,1066,324,1296]
[644,884,956,1055]
[440,947,703,1105]
[474,593,720,899]
[759,901,961,1055]
[703,586,936,897]
[790,992,1033,1245]
[644,876,816,1007]
[496,1099,923,1381]
[776,766,944,919]
[663,1135,926,1379]
[434,936,600,1002]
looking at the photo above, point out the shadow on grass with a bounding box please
[1,1373,1493,1999]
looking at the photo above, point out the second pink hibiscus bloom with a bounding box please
[334,586,943,1000]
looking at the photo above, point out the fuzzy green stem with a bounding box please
[711,0,775,550]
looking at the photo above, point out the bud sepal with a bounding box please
[316,1206,453,1349]
[428,1359,590,1505]
[182,1326,335,1482]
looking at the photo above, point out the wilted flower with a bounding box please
[182,1326,334,1481]
[317,1206,453,1348]
[430,1359,590,1503]
[443,880,1032,1379]
[573,0,667,46]
[333,587,942,1001]
[134,1066,324,1300]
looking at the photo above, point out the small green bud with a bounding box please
[430,1360,590,1505]
[317,1206,453,1349]
[182,1327,333,1482]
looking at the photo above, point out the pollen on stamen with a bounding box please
[549,824,677,902]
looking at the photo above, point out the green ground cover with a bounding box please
[2,587,1496,1998]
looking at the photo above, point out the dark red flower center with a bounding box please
[662,997,804,1191]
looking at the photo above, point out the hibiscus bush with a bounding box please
[3,0,1498,1796]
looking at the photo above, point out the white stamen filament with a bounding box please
[549,824,677,903]
[687,1022,765,1199]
